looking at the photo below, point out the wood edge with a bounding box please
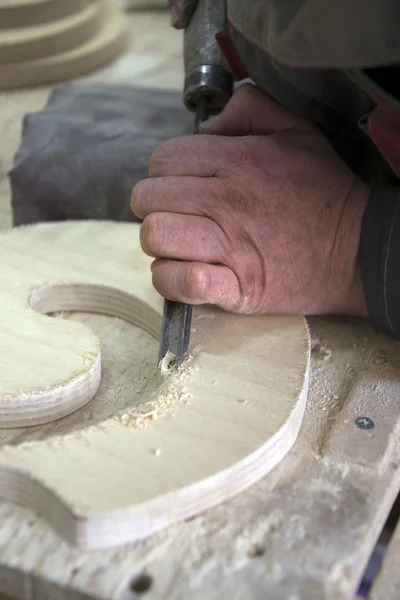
[0,0,86,31]
[0,0,110,65]
[74,348,310,549]
[0,365,308,549]
[0,13,128,90]
[0,221,310,548]
[0,279,162,427]
[0,352,101,428]
[370,515,400,600]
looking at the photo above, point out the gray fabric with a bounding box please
[228,0,400,68]
[9,84,193,226]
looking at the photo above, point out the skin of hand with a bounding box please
[131,83,369,317]
[168,0,198,28]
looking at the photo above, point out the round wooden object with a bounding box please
[0,1,127,89]
[0,221,310,548]
[0,0,110,65]
[0,0,86,30]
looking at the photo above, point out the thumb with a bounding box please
[168,0,198,29]
[200,83,313,136]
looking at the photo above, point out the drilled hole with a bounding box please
[130,573,153,595]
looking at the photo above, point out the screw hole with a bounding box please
[356,416,375,430]
[130,573,153,595]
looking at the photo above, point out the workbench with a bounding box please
[0,9,399,600]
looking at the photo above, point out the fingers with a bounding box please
[140,213,225,262]
[151,259,242,310]
[148,135,228,178]
[168,0,198,29]
[132,176,217,219]
[200,83,313,136]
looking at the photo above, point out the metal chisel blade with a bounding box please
[158,300,193,370]
[157,100,210,370]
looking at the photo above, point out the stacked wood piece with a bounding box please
[0,0,128,89]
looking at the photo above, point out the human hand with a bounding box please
[168,0,197,28]
[132,84,369,317]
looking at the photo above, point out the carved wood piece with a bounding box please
[0,221,310,548]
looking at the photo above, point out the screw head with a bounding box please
[356,417,375,430]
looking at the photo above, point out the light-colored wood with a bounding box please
[0,220,310,549]
[0,10,398,599]
[0,1,110,65]
[0,1,128,90]
[0,0,86,30]
[370,518,400,600]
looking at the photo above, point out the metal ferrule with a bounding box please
[184,64,233,112]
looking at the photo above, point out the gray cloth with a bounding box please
[9,83,193,226]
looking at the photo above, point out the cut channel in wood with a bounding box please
[0,221,310,548]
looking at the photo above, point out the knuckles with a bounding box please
[148,137,188,177]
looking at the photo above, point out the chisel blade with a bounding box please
[158,300,193,370]
[157,99,210,371]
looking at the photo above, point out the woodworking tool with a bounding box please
[158,0,233,370]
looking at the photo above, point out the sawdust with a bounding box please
[158,350,176,373]
[113,357,195,430]
[302,318,376,452]
[311,339,332,362]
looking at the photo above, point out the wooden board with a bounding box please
[0,220,310,549]
[0,0,110,65]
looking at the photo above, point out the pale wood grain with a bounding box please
[0,220,310,549]
[0,9,398,599]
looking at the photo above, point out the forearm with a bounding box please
[361,187,400,338]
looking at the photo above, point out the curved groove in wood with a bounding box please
[0,283,161,428]
[30,283,162,340]
[0,0,110,65]
[0,221,310,548]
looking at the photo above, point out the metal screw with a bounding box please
[355,417,375,430]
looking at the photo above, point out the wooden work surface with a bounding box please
[0,9,399,600]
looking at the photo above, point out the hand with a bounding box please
[132,84,369,317]
[168,0,197,28]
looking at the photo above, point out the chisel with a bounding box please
[158,0,233,370]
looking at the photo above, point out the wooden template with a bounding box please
[0,221,310,548]
[0,0,86,30]
[0,0,110,65]
[0,0,127,89]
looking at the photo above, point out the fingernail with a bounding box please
[199,116,218,132]
[170,6,180,28]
